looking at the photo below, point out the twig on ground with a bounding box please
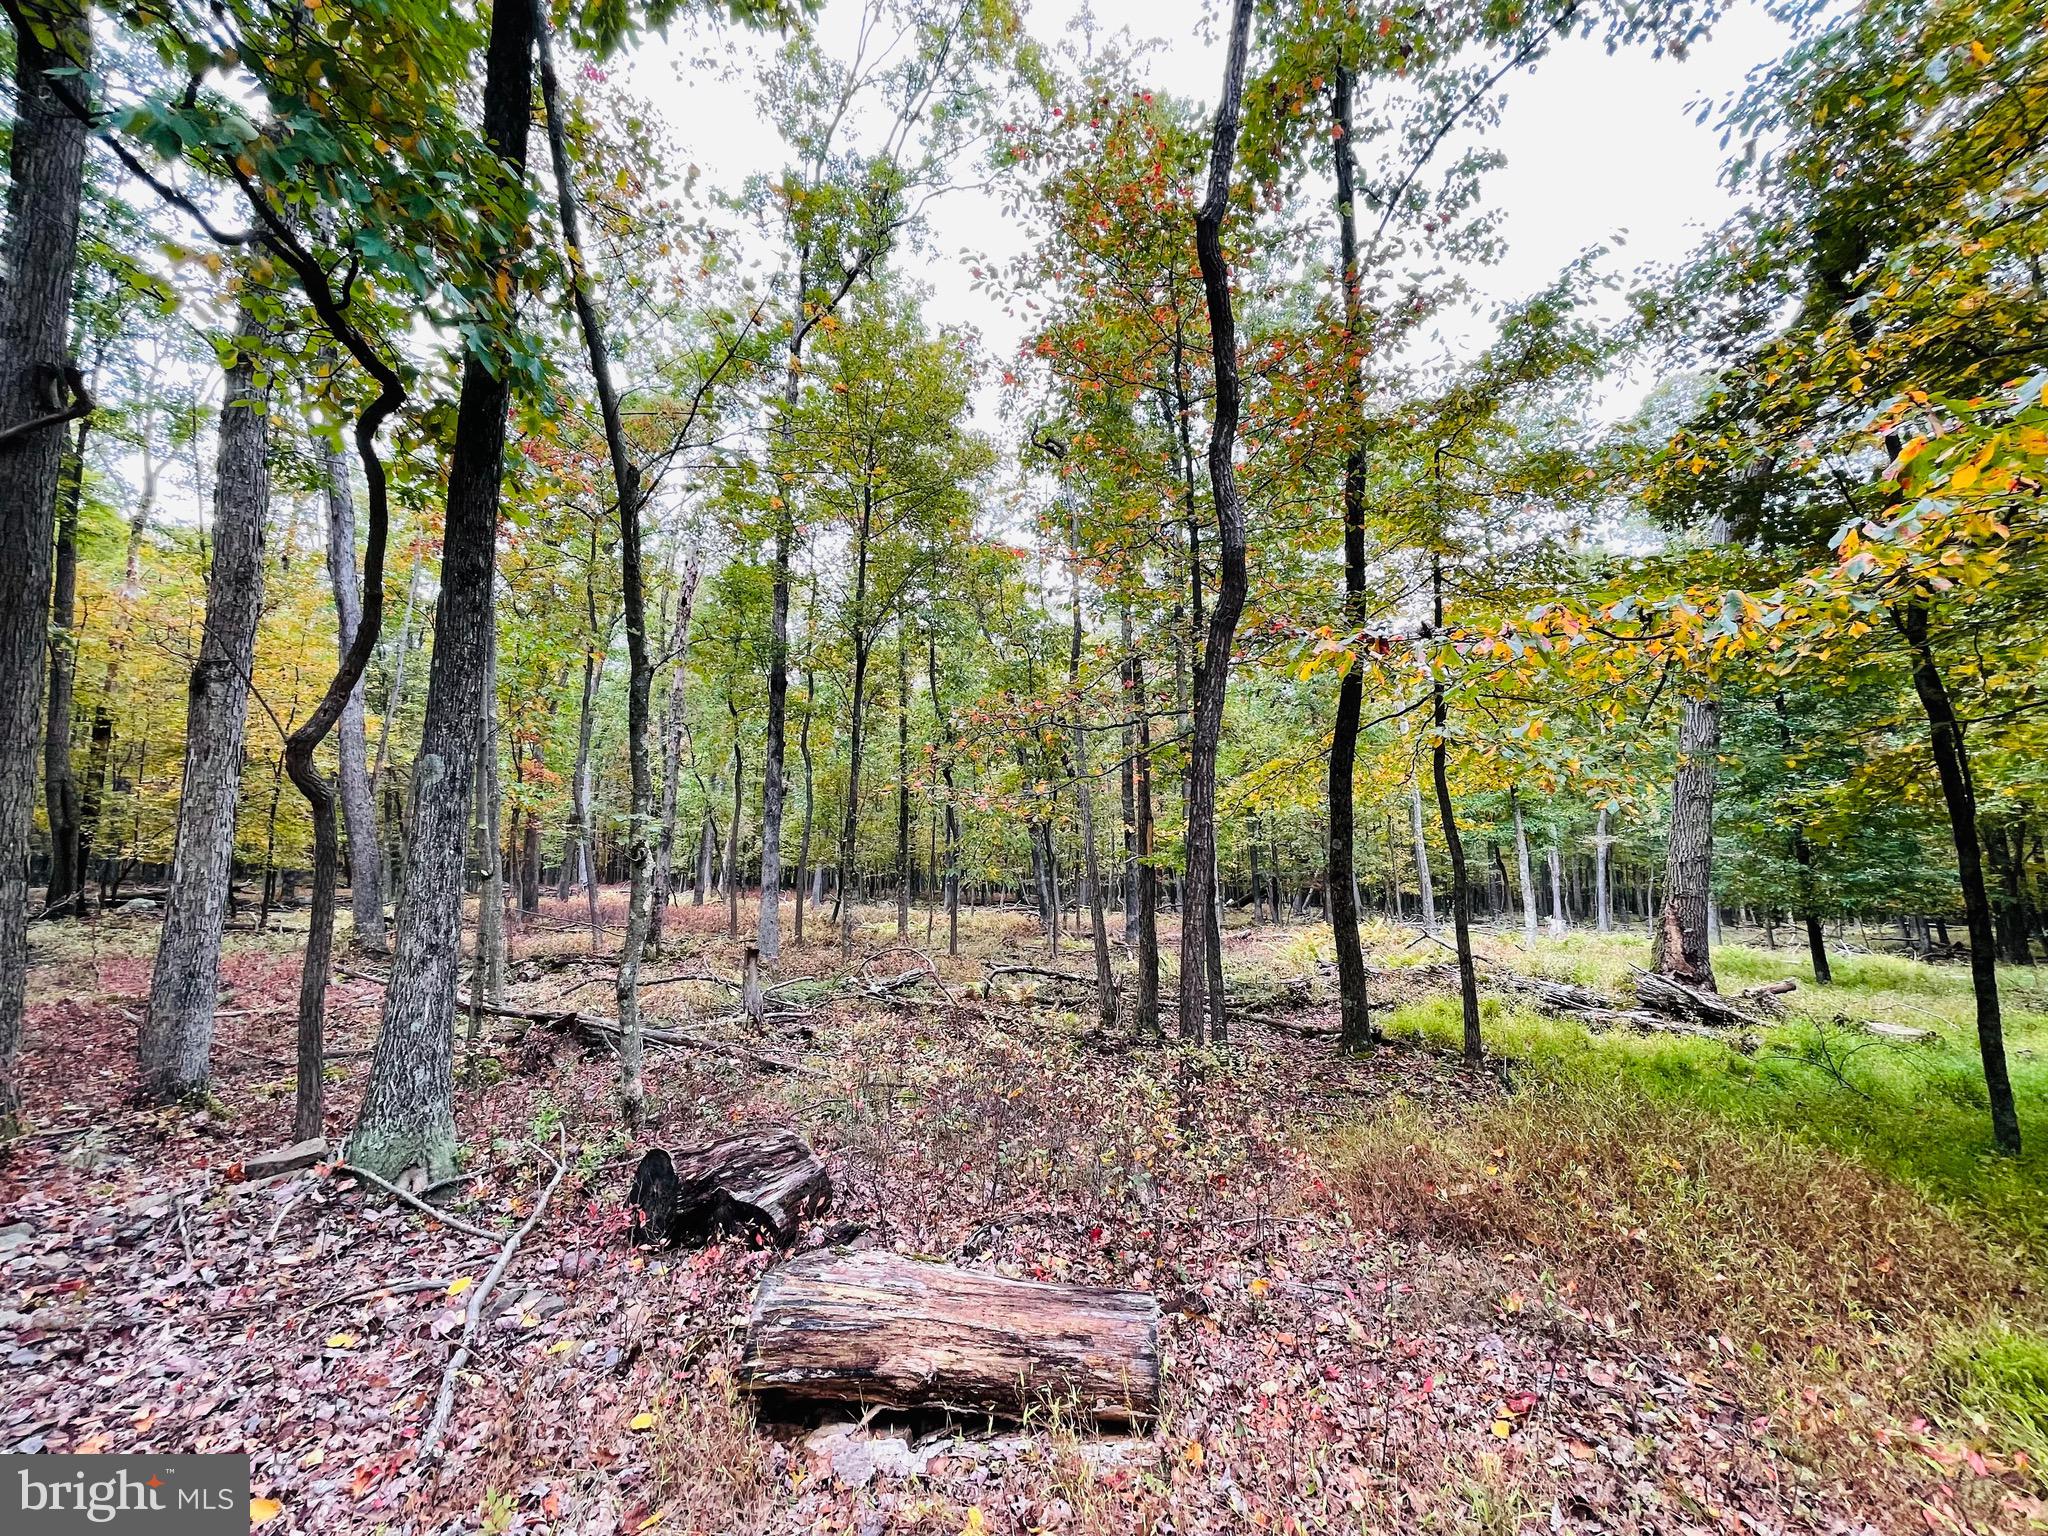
[287,1276,453,1323]
[336,1164,506,1241]
[420,1135,569,1463]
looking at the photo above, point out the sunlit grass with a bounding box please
[1368,928,2048,1256]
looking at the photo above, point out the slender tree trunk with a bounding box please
[348,0,533,1180]
[42,416,89,917]
[650,549,703,954]
[927,635,960,958]
[896,618,911,939]
[1180,0,1254,1046]
[1325,59,1375,1050]
[1594,806,1613,933]
[536,6,655,1125]
[1897,599,2019,1154]
[475,593,505,1008]
[1068,508,1115,1028]
[141,303,272,1103]
[1428,560,1481,1060]
[1512,789,1538,948]
[319,417,389,953]
[0,0,91,1132]
[725,697,744,941]
[1547,836,1566,936]
[1651,694,1720,989]
[1123,609,1159,1037]
[1409,780,1437,934]
[795,666,816,947]
[836,486,876,959]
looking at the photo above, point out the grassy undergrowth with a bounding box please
[1334,927,2048,1479]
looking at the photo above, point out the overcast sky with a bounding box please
[627,0,1792,423]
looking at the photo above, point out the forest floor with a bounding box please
[4,895,2046,1535]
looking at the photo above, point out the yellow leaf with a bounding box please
[959,1510,986,1536]
[495,269,511,305]
[1492,1418,1513,1438]
[547,1337,580,1355]
[325,1332,357,1349]
[1969,39,1991,65]
[1182,1438,1205,1468]
[447,1277,474,1296]
[1248,1277,1269,1297]
[251,1497,285,1525]
[630,1411,657,1431]
[638,1514,665,1532]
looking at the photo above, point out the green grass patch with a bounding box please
[1940,1322,2048,1474]
[1372,930,2048,1256]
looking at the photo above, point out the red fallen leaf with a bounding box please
[1505,1392,1538,1415]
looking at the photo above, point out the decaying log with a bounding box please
[1632,969,1771,1030]
[1491,969,1756,1051]
[1860,1019,1937,1044]
[629,1125,831,1249]
[740,1249,1160,1424]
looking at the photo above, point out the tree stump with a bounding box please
[739,1249,1160,1424]
[628,1125,830,1249]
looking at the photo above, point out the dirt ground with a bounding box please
[1,895,2035,1534]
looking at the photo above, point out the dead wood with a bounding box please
[740,1248,1160,1424]
[628,1125,831,1249]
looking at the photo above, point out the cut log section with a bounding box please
[629,1126,831,1249]
[740,1249,1160,1424]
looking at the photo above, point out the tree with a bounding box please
[0,0,93,1134]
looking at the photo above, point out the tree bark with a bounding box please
[650,547,703,953]
[320,415,387,953]
[1068,506,1116,1028]
[896,617,911,938]
[1126,608,1160,1037]
[41,416,89,916]
[1427,562,1481,1060]
[1512,789,1538,948]
[347,0,533,1181]
[141,302,272,1103]
[741,1250,1160,1425]
[1325,60,1375,1052]
[0,0,92,1133]
[1180,0,1254,1046]
[535,0,653,1125]
[1651,694,1720,990]
[1594,806,1613,933]
[1897,599,2019,1154]
[1409,779,1436,934]
[795,666,817,947]
[926,635,961,959]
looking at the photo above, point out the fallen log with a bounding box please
[1632,969,1771,1030]
[740,1249,1160,1424]
[629,1126,831,1249]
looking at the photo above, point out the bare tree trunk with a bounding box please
[316,419,389,953]
[1409,780,1436,934]
[650,548,703,953]
[1325,59,1374,1050]
[41,416,89,917]
[1180,0,1254,1046]
[725,696,744,942]
[347,0,532,1180]
[0,0,91,1131]
[1122,606,1159,1035]
[1651,694,1720,990]
[795,666,816,947]
[141,303,271,1103]
[1897,599,2018,1154]
[1427,560,1481,1060]
[476,595,505,1008]
[1547,836,1566,936]
[896,618,911,939]
[835,487,876,960]
[1068,506,1115,1028]
[1594,806,1613,933]
[1512,789,1538,948]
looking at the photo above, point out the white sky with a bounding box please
[626,0,1792,422]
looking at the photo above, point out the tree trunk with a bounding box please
[896,618,911,938]
[835,486,876,959]
[141,302,272,1103]
[795,667,816,947]
[0,0,91,1132]
[1547,836,1567,936]
[1067,506,1116,1028]
[1594,806,1613,933]
[536,6,655,1126]
[629,1126,831,1249]
[347,0,533,1181]
[1897,599,2019,1154]
[741,1250,1160,1425]
[1651,693,1720,990]
[1511,788,1538,948]
[475,595,506,1007]
[1180,0,1254,1047]
[320,418,388,953]
[1409,780,1437,934]
[650,548,703,953]
[1124,608,1160,1037]
[1428,561,1481,1060]
[927,636,961,959]
[725,699,744,941]
[1325,59,1375,1051]
[41,416,89,917]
